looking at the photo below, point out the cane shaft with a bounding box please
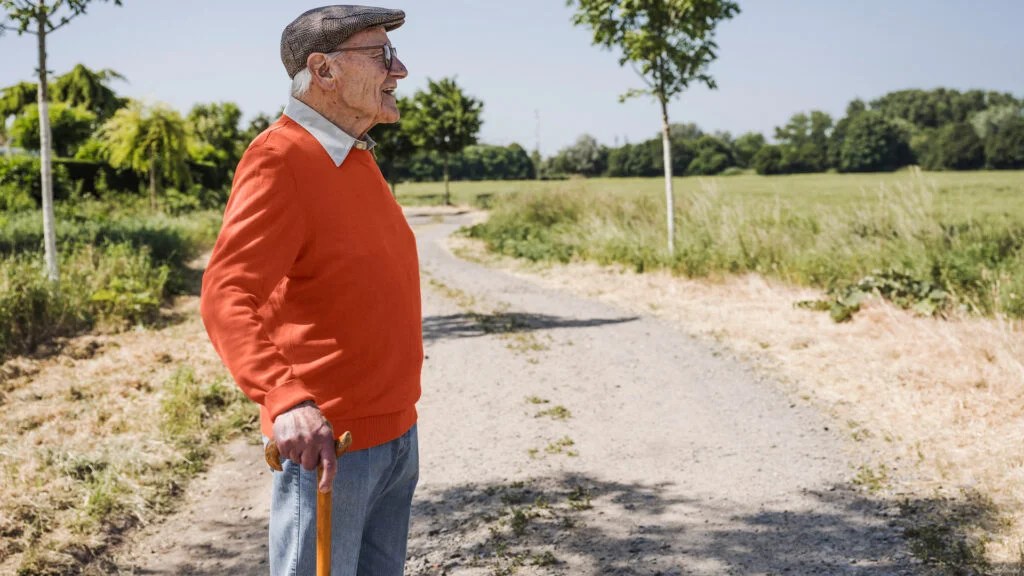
[317,466,332,576]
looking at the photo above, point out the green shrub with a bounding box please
[85,243,169,327]
[0,241,172,357]
[0,204,221,359]
[468,189,583,263]
[0,155,72,206]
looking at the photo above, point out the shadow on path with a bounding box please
[406,474,1017,576]
[422,312,638,343]
[111,474,1020,575]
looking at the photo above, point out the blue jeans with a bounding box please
[268,424,419,576]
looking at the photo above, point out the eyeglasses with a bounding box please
[328,44,398,73]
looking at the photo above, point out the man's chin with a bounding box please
[377,109,401,124]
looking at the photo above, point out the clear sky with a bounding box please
[2,1,1022,155]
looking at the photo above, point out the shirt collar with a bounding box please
[283,97,376,166]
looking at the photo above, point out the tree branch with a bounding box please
[47,11,83,33]
[0,22,36,35]
[629,61,654,90]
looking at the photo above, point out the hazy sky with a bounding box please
[2,1,1022,155]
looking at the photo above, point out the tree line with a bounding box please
[0,65,501,208]
[538,88,1024,179]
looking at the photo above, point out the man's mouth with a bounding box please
[382,88,396,96]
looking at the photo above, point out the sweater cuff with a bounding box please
[264,378,316,423]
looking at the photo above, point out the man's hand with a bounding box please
[272,401,337,493]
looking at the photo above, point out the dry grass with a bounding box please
[449,230,1024,565]
[0,293,253,575]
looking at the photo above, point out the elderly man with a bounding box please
[199,5,420,575]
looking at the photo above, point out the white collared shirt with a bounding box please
[283,97,376,167]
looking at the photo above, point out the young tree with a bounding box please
[1,0,122,282]
[568,0,739,256]
[99,101,191,210]
[405,77,483,205]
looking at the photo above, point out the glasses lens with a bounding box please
[384,45,393,72]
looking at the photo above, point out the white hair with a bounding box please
[290,68,313,98]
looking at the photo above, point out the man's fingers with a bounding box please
[299,442,320,470]
[318,441,336,493]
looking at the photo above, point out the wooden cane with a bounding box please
[265,431,353,576]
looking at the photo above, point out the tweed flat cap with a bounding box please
[281,5,405,78]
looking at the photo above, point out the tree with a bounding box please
[51,63,125,121]
[569,0,740,256]
[1,0,123,282]
[558,134,608,176]
[984,116,1024,169]
[929,122,984,170]
[828,99,867,168]
[686,134,733,175]
[10,101,94,156]
[530,149,542,180]
[98,101,191,210]
[751,144,784,175]
[405,77,483,205]
[838,112,911,173]
[186,101,244,187]
[970,105,1023,140]
[732,132,765,168]
[369,96,416,193]
[773,111,832,173]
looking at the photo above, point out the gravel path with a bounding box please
[117,211,920,575]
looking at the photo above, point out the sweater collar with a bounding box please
[283,97,376,166]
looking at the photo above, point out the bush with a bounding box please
[0,204,221,359]
[0,155,72,207]
[0,242,168,357]
[468,189,584,263]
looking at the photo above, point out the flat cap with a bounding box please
[281,5,405,78]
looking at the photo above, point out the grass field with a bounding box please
[396,170,1024,217]
[416,170,1024,320]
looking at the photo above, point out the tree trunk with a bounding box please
[149,161,158,211]
[443,154,451,206]
[37,4,59,283]
[660,97,675,258]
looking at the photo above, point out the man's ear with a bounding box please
[307,53,335,88]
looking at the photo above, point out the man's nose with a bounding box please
[390,55,408,78]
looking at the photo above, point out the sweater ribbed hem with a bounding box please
[260,405,417,452]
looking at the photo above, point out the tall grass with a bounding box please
[0,202,221,359]
[468,170,1024,318]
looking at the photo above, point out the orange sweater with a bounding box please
[199,116,422,451]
